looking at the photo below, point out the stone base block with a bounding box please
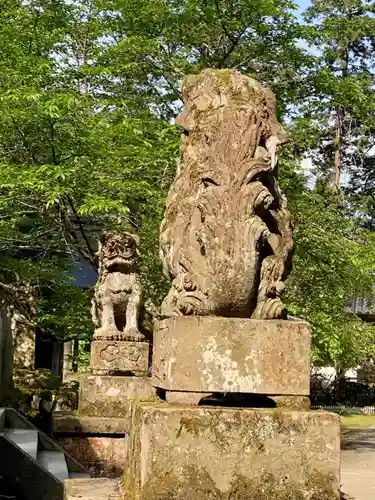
[53,413,130,478]
[90,340,149,376]
[79,375,156,417]
[53,413,130,434]
[124,404,340,500]
[153,317,311,395]
[58,436,126,478]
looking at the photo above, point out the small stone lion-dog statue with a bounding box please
[91,231,145,341]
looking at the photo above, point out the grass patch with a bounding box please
[341,414,375,428]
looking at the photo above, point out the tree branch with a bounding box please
[213,0,236,43]
[11,118,39,164]
[57,203,93,262]
[212,0,247,68]
[28,11,40,55]
[65,196,95,260]
[49,119,57,165]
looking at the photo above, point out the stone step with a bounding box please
[4,429,38,460]
[37,450,69,481]
[64,478,122,500]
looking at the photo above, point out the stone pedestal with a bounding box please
[124,403,340,500]
[65,338,154,477]
[59,374,157,476]
[153,317,310,395]
[57,343,156,477]
[90,340,149,376]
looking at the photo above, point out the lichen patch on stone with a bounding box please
[200,336,263,392]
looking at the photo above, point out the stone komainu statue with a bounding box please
[160,69,293,319]
[91,231,145,341]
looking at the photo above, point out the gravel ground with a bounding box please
[341,427,375,500]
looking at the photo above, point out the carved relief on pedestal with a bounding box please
[99,344,119,363]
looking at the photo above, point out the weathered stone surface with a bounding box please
[272,395,311,410]
[63,373,84,383]
[124,404,340,500]
[165,391,209,405]
[79,375,156,417]
[91,232,145,342]
[64,478,123,500]
[58,436,126,477]
[159,69,293,320]
[90,340,149,376]
[53,413,129,434]
[152,316,310,395]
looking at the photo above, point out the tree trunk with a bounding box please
[11,283,37,370]
[333,46,348,190]
[334,106,344,189]
[335,365,346,402]
[0,309,13,394]
[62,340,73,382]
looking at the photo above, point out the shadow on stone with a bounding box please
[198,393,277,408]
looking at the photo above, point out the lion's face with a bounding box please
[100,232,139,271]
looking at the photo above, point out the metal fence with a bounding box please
[312,405,375,414]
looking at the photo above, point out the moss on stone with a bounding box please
[123,405,339,500]
[209,69,235,85]
[79,400,132,418]
[176,411,238,452]
[271,408,309,435]
[272,396,311,411]
[79,390,160,418]
[173,408,311,453]
[137,466,338,500]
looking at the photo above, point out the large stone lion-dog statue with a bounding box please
[159,70,293,320]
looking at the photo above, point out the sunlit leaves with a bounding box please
[280,156,375,368]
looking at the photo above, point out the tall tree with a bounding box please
[99,0,309,117]
[0,0,308,332]
[0,0,178,339]
[299,0,375,188]
[280,156,375,369]
[2,0,374,376]
[284,0,375,371]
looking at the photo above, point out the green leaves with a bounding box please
[0,0,182,344]
[279,155,375,368]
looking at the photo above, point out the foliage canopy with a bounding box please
[1,0,375,371]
